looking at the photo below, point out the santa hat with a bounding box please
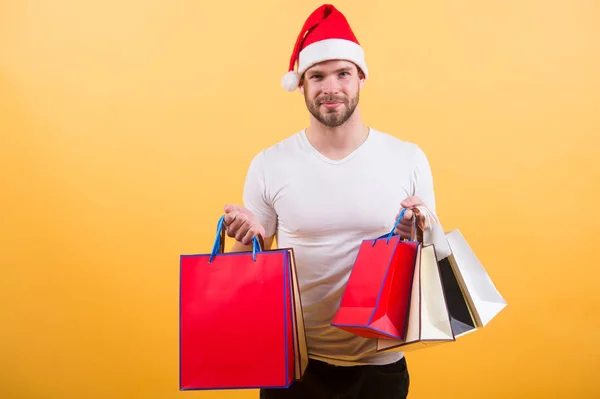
[281,4,368,92]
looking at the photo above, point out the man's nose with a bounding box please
[321,76,340,94]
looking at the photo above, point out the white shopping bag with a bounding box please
[445,229,507,327]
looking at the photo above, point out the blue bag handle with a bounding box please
[372,208,419,246]
[209,215,262,263]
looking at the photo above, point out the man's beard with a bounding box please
[305,90,359,128]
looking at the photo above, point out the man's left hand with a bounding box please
[393,196,429,238]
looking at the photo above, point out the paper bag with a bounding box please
[437,256,477,337]
[179,216,308,390]
[331,209,419,340]
[445,229,507,327]
[377,243,455,352]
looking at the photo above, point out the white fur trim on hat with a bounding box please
[298,38,368,77]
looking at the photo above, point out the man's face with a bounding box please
[301,60,364,128]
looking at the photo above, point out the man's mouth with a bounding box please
[321,102,342,109]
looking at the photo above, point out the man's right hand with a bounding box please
[223,204,266,246]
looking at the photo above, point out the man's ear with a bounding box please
[298,80,305,94]
[357,67,366,89]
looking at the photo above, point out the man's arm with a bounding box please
[410,145,452,259]
[227,150,278,253]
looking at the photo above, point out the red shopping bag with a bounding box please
[179,216,308,390]
[331,209,419,340]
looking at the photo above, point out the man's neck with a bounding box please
[305,110,370,161]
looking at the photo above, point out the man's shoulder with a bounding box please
[265,130,305,153]
[246,130,305,170]
[368,128,424,157]
[251,130,305,161]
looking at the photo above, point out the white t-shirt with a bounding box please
[242,127,451,366]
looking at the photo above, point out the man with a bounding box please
[222,4,450,398]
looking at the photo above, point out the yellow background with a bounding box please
[1,0,599,398]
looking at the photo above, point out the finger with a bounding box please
[394,208,413,222]
[394,225,412,238]
[241,225,259,246]
[396,217,412,228]
[234,220,251,243]
[396,214,415,237]
[226,213,247,237]
[402,196,420,208]
[401,196,423,208]
[223,210,239,226]
[224,204,240,214]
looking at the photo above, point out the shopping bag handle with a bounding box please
[209,215,263,263]
[372,208,423,246]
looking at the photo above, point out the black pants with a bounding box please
[259,356,410,399]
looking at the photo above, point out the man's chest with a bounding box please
[270,166,413,238]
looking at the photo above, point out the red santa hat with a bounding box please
[281,4,368,92]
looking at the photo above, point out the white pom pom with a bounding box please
[281,71,300,92]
